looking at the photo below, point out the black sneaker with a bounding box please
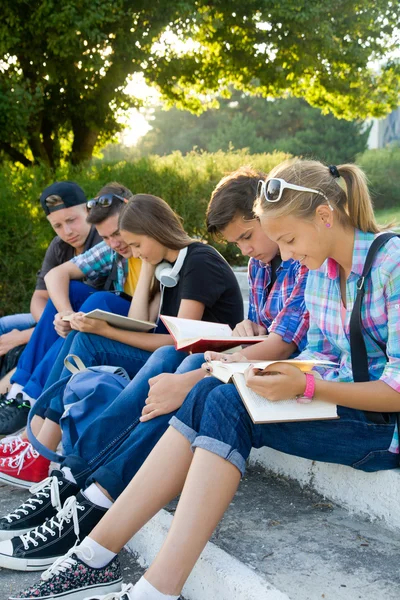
[9,544,123,599]
[0,470,80,541]
[0,393,30,436]
[0,491,107,571]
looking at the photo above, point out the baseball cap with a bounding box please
[40,181,87,215]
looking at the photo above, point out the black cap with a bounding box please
[40,181,87,215]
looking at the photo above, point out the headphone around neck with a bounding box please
[155,246,188,288]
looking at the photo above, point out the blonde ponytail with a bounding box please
[337,164,380,233]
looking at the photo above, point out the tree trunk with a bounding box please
[70,123,99,165]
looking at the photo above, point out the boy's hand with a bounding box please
[232,319,267,337]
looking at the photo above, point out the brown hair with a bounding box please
[119,194,193,249]
[87,182,134,225]
[254,158,382,233]
[44,195,64,208]
[206,166,265,238]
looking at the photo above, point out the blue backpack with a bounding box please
[27,354,130,462]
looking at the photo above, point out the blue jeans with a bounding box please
[0,313,36,335]
[62,347,205,499]
[170,378,400,475]
[21,291,132,402]
[11,282,94,394]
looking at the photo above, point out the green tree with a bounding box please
[1,0,398,167]
[138,94,371,163]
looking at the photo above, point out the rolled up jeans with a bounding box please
[0,313,36,335]
[170,377,400,475]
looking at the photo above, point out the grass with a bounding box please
[375,207,400,229]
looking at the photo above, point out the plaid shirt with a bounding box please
[248,258,309,352]
[71,241,128,292]
[297,229,400,454]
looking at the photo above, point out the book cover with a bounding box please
[63,309,156,332]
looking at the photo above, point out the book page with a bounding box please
[78,309,155,332]
[233,373,338,424]
[160,315,232,341]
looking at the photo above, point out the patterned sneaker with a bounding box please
[0,443,50,488]
[0,435,28,457]
[8,544,122,599]
[0,393,30,436]
[0,492,107,570]
[0,470,80,541]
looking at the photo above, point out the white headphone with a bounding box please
[155,246,188,288]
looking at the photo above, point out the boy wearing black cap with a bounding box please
[0,182,101,380]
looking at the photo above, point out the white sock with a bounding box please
[77,536,116,568]
[61,467,77,484]
[7,383,23,400]
[130,576,179,600]
[7,384,34,405]
[82,483,113,509]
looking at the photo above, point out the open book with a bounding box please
[210,359,338,423]
[63,309,155,333]
[160,315,267,353]
[209,359,338,384]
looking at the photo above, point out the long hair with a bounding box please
[254,159,382,233]
[119,194,193,249]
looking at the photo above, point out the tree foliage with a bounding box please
[0,0,398,166]
[138,94,371,164]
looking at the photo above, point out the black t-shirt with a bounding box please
[161,242,243,329]
[35,226,102,290]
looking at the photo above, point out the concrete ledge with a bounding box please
[250,447,400,530]
[126,509,290,600]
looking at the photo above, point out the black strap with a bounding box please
[102,256,119,292]
[268,254,281,296]
[349,233,399,423]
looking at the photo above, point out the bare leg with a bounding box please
[90,427,194,551]
[27,415,45,439]
[146,447,240,595]
[0,368,16,394]
[36,418,62,451]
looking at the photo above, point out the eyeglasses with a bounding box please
[87,193,128,209]
[257,178,328,203]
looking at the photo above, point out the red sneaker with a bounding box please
[0,444,50,488]
[0,435,29,458]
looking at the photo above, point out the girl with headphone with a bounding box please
[13,159,400,600]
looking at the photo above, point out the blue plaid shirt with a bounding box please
[71,241,128,292]
[248,257,309,352]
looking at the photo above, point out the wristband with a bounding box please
[296,373,315,404]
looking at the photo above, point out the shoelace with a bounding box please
[20,495,85,550]
[3,475,64,524]
[0,443,38,474]
[41,543,94,581]
[0,396,17,409]
[88,583,134,599]
[0,435,25,454]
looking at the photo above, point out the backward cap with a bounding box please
[40,181,87,215]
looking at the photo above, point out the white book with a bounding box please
[160,315,267,353]
[63,309,155,332]
[209,359,338,384]
[233,372,338,424]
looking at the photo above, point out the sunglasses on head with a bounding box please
[257,178,329,204]
[87,193,128,209]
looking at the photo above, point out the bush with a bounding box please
[357,147,400,210]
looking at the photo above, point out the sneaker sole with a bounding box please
[0,526,32,541]
[8,579,123,599]
[0,472,38,489]
[0,550,59,571]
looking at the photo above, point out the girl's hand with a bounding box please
[69,313,111,336]
[203,350,246,367]
[54,311,74,338]
[140,372,193,421]
[244,363,306,401]
[232,319,267,337]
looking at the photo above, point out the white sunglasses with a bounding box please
[257,177,331,205]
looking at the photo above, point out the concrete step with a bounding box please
[127,465,400,600]
[250,447,400,531]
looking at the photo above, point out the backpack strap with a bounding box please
[349,232,399,423]
[64,354,87,375]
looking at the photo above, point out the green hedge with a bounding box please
[0,148,398,316]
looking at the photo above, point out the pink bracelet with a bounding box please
[296,373,315,404]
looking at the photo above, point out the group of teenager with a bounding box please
[0,157,399,600]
